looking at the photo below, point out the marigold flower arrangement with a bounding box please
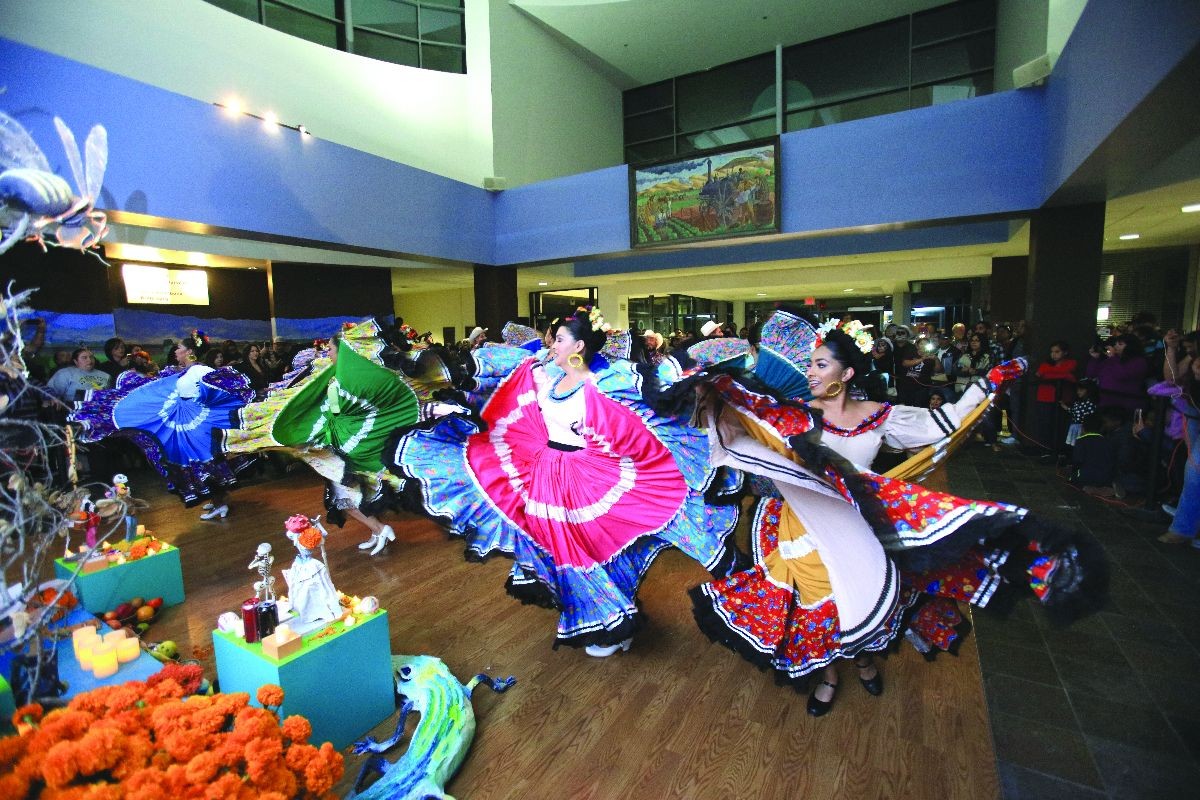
[1,678,343,799]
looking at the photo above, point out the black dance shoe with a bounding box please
[856,661,883,696]
[807,680,838,717]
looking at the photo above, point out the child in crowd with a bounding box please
[929,390,945,410]
[1070,413,1115,495]
[1035,340,1077,459]
[1061,379,1099,450]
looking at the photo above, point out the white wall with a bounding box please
[488,0,623,187]
[0,0,495,186]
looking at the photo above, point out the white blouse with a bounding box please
[819,382,989,471]
[175,364,214,400]
[535,368,588,448]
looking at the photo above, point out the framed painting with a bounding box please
[630,137,780,248]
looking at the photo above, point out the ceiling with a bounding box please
[509,0,947,87]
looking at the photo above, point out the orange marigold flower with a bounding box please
[280,714,311,745]
[283,742,316,773]
[0,731,28,768]
[0,771,31,799]
[184,750,221,784]
[297,527,323,550]
[256,684,284,709]
[121,767,171,800]
[305,741,345,796]
[162,728,208,764]
[12,702,43,728]
[234,707,281,740]
[149,663,205,695]
[129,543,149,560]
[249,764,297,798]
[74,727,125,776]
[202,772,243,800]
[40,740,79,788]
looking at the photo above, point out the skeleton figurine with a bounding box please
[248,542,276,602]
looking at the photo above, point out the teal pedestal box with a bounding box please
[212,611,395,750]
[54,546,185,614]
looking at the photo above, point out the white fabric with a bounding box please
[534,368,588,448]
[705,401,898,649]
[175,364,214,400]
[282,555,341,628]
[822,383,988,470]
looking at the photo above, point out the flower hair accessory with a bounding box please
[284,514,310,533]
[574,306,611,333]
[185,329,208,349]
[815,318,875,354]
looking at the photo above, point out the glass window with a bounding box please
[420,0,463,7]
[264,2,339,48]
[420,6,464,45]
[679,117,776,153]
[624,81,673,116]
[676,53,774,134]
[910,73,994,106]
[786,88,911,132]
[912,0,996,47]
[911,30,996,84]
[355,28,419,67]
[354,0,417,37]
[208,0,259,21]
[277,0,339,17]
[625,138,675,165]
[421,43,465,73]
[624,109,674,145]
[783,18,908,111]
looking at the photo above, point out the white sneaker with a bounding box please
[584,639,632,658]
[199,504,229,520]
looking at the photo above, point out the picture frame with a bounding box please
[629,137,780,249]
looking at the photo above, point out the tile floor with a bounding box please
[949,445,1200,799]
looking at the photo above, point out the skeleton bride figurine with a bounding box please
[281,515,341,630]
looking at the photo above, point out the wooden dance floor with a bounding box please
[133,470,998,799]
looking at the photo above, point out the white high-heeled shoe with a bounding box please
[357,534,379,550]
[200,504,229,520]
[368,525,395,556]
[201,502,215,511]
[584,638,632,658]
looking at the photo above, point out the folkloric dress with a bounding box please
[688,361,1106,687]
[69,364,255,506]
[387,346,742,649]
[221,320,440,524]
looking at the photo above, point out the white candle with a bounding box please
[91,642,118,678]
[72,627,99,661]
[115,637,140,663]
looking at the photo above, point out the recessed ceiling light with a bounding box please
[537,281,548,286]
[1118,233,1140,240]
[1183,203,1200,213]
[843,288,854,293]
[756,292,767,296]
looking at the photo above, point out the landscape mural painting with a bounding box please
[630,138,779,248]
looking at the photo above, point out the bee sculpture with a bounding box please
[0,108,108,256]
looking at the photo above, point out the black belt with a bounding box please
[547,440,583,452]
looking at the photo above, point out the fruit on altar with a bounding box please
[148,640,178,662]
[136,605,156,623]
[147,597,163,610]
[130,596,144,608]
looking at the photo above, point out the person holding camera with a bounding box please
[895,326,936,407]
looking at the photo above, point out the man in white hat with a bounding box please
[467,326,488,350]
[700,320,722,338]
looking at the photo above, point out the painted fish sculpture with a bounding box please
[347,654,516,800]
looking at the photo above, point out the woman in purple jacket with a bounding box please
[1086,334,1148,411]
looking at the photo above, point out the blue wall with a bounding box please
[0,38,494,265]
[5,0,1199,273]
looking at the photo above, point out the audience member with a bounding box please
[1034,340,1077,456]
[46,347,110,402]
[1061,378,1099,449]
[1070,413,1115,496]
[98,337,130,380]
[1086,333,1149,411]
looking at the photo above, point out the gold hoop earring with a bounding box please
[823,381,845,399]
[567,353,585,369]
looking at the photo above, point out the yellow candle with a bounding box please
[91,642,118,678]
[72,627,99,661]
[76,640,95,671]
[115,637,140,663]
[103,628,129,643]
